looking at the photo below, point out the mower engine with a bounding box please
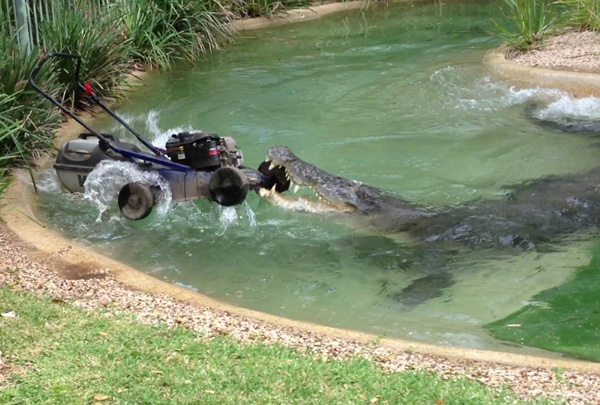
[165,132,244,171]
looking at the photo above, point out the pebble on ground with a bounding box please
[1,228,599,404]
[511,31,600,73]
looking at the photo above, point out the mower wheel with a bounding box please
[118,182,155,220]
[209,167,249,206]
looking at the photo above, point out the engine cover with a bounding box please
[166,132,221,171]
[165,132,244,171]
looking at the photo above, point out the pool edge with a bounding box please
[3,173,600,374]
[483,46,600,98]
[231,2,368,31]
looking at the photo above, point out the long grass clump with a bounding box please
[0,8,59,182]
[494,0,600,51]
[39,2,132,107]
[555,0,600,31]
[494,0,557,51]
[117,0,234,69]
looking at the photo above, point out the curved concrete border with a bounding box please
[3,174,600,374]
[483,47,600,98]
[231,1,367,31]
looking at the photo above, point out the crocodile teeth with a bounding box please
[265,155,270,162]
[293,184,300,193]
[269,162,275,171]
[271,184,276,192]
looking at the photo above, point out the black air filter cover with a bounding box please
[166,132,221,170]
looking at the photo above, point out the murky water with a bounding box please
[37,1,600,356]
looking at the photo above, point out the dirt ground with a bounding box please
[510,30,600,73]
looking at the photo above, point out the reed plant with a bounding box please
[117,0,234,69]
[0,91,58,185]
[39,1,132,107]
[555,0,600,31]
[494,0,557,51]
[0,10,58,181]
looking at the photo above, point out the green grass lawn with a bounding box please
[0,288,545,405]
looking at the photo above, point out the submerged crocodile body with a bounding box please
[258,145,600,305]
[259,146,600,251]
[524,101,600,135]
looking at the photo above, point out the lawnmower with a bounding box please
[29,53,289,220]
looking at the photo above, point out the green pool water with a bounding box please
[38,0,600,358]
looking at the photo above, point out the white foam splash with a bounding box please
[84,161,172,222]
[35,169,62,194]
[430,66,571,111]
[215,201,258,230]
[535,96,600,121]
[243,201,257,228]
[104,109,197,150]
[144,110,196,149]
[218,206,239,227]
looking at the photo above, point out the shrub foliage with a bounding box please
[0,0,235,184]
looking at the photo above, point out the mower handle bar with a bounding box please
[28,53,102,141]
[29,53,191,171]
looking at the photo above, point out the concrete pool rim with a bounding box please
[4,175,600,374]
[483,46,600,98]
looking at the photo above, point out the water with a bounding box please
[37,1,600,357]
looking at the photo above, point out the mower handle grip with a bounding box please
[30,53,163,157]
[27,52,119,153]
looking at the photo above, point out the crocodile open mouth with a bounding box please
[258,146,358,213]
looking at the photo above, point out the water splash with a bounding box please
[430,66,573,111]
[219,206,239,228]
[84,161,172,222]
[243,201,257,227]
[534,96,600,121]
[105,108,197,149]
[217,201,258,229]
[35,169,63,194]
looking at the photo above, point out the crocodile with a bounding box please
[259,146,600,251]
[258,145,600,305]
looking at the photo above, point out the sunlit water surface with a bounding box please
[37,1,600,356]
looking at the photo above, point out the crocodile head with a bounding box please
[258,146,376,213]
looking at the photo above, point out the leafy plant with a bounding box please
[39,1,132,107]
[117,0,234,69]
[555,0,600,31]
[0,92,57,186]
[493,0,557,51]
[0,10,58,184]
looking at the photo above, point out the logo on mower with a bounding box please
[77,174,87,188]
